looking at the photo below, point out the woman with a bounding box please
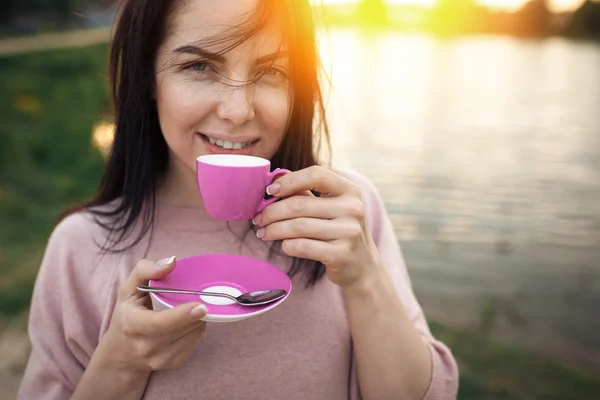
[19,0,458,399]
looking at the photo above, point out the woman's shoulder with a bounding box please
[50,207,109,247]
[46,201,125,265]
[38,203,135,291]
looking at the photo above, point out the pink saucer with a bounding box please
[149,254,292,323]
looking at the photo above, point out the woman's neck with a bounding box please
[157,156,205,209]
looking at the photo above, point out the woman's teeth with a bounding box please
[206,136,253,150]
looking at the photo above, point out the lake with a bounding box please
[319,29,600,372]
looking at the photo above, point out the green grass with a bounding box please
[430,321,600,399]
[0,44,110,315]
[1,43,599,400]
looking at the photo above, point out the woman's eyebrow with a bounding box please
[173,45,289,64]
[173,45,226,62]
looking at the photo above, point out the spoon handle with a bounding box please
[137,285,236,301]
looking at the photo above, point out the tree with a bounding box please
[565,0,600,38]
[1,0,86,31]
[513,0,552,37]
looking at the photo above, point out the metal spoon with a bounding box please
[136,286,286,307]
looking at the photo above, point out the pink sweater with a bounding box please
[18,169,458,399]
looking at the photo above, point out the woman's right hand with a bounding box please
[71,257,207,400]
[98,256,208,373]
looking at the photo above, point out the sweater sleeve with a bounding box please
[341,169,459,400]
[18,214,103,400]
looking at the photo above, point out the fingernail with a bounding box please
[252,214,262,226]
[256,228,265,239]
[190,304,207,319]
[266,183,281,195]
[157,256,175,268]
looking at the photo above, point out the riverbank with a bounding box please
[0,27,110,57]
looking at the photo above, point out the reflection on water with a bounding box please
[319,30,600,370]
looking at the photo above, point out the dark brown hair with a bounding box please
[68,0,330,286]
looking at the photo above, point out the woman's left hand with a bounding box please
[252,166,382,288]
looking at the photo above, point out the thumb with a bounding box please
[121,256,177,300]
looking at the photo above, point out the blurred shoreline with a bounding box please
[0,27,110,57]
[1,1,600,40]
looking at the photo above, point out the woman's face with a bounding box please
[155,0,290,175]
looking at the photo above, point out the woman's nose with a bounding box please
[216,84,256,125]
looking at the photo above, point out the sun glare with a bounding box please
[386,0,436,6]
[314,0,584,12]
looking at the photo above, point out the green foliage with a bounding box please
[0,44,110,315]
[430,321,600,399]
[1,0,84,25]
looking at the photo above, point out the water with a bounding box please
[320,30,600,371]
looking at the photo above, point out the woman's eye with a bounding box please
[188,62,210,72]
[262,67,280,76]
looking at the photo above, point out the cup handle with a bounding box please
[256,168,291,214]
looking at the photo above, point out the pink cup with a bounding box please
[196,154,291,221]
